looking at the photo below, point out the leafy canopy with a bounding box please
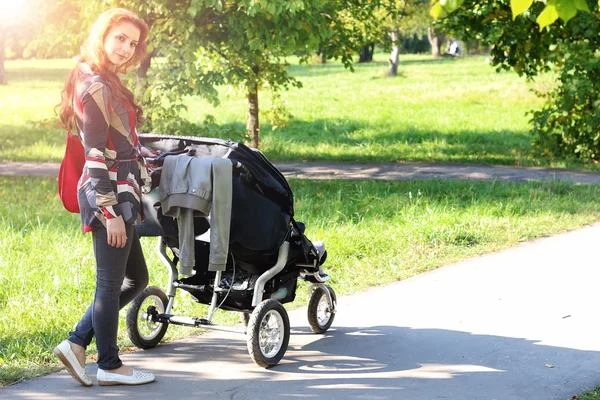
[431,0,593,30]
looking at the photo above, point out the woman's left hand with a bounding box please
[140,146,161,167]
[140,146,160,158]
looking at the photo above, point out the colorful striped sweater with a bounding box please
[74,63,149,233]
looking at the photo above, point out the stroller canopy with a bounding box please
[139,134,294,255]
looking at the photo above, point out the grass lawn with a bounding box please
[0,53,575,168]
[579,387,600,399]
[2,176,600,386]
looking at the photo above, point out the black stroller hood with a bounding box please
[138,134,296,258]
[139,134,294,217]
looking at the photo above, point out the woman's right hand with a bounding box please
[106,216,127,248]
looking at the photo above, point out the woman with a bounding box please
[54,8,157,387]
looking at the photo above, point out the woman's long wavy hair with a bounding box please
[57,8,149,131]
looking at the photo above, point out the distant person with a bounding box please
[447,39,460,57]
[54,8,158,387]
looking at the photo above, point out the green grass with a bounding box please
[2,176,600,386]
[0,59,69,162]
[185,54,557,167]
[579,386,600,399]
[0,54,573,168]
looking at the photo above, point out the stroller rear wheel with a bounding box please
[126,286,169,349]
[307,285,336,334]
[246,299,290,368]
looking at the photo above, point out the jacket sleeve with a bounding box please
[80,81,122,219]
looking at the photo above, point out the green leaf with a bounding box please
[511,0,534,19]
[430,2,444,20]
[439,0,464,13]
[536,4,559,30]
[573,0,591,12]
[554,0,577,24]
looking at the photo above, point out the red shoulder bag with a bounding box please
[58,131,85,213]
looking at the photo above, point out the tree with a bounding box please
[31,0,226,133]
[432,0,600,161]
[358,43,375,63]
[31,0,382,148]
[176,0,383,148]
[370,0,428,76]
[426,26,445,57]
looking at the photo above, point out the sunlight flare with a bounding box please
[0,0,30,25]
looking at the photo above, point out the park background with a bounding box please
[2,1,600,398]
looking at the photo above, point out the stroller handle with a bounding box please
[144,149,189,166]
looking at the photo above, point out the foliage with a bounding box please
[28,0,382,147]
[435,0,600,161]
[530,39,600,160]
[578,386,600,400]
[430,0,591,30]
[183,0,384,146]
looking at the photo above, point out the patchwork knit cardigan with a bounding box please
[73,63,149,233]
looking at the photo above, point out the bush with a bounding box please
[530,42,600,161]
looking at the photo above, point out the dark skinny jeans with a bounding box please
[69,224,148,370]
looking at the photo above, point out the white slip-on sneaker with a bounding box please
[97,368,155,386]
[53,340,92,387]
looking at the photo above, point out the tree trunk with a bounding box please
[316,52,326,64]
[135,21,154,97]
[0,30,6,85]
[388,31,400,77]
[136,50,155,96]
[246,66,260,148]
[427,27,445,58]
[358,42,375,63]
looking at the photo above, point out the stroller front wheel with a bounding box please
[246,299,290,368]
[126,286,169,349]
[307,285,336,334]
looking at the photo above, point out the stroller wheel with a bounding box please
[126,286,169,349]
[246,299,290,368]
[307,285,336,334]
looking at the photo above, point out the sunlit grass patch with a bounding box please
[1,54,566,167]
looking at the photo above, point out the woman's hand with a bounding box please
[140,146,161,168]
[140,146,160,158]
[106,216,127,248]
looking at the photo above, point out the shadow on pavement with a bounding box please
[4,323,595,400]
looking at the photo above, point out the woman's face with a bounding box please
[103,21,141,70]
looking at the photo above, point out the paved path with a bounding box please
[3,160,600,184]
[3,223,600,399]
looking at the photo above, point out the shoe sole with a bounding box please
[53,347,92,387]
[97,378,155,386]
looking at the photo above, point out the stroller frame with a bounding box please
[159,238,293,330]
[125,134,337,368]
[127,236,335,368]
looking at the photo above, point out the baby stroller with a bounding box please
[125,134,337,368]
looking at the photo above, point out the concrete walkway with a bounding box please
[3,160,600,183]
